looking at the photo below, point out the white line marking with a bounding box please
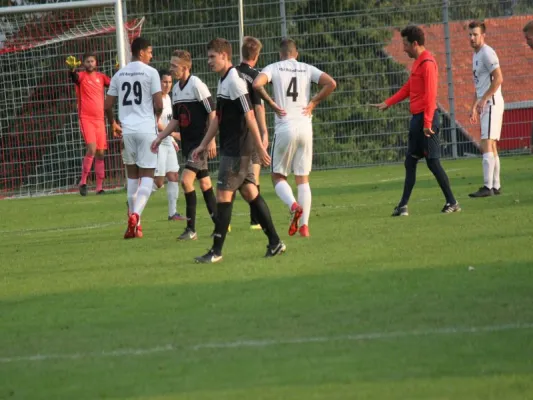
[1,322,531,363]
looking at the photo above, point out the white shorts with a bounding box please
[271,123,313,176]
[122,132,158,169]
[480,100,504,141]
[155,144,180,176]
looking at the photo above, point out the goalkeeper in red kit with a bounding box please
[67,52,121,196]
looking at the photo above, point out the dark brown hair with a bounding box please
[468,20,486,33]
[207,38,232,59]
[400,25,425,46]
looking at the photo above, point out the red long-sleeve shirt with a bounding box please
[385,50,438,129]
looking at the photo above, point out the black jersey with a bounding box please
[216,67,253,157]
[235,62,262,107]
[171,75,215,156]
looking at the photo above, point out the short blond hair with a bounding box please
[523,20,533,33]
[171,49,192,69]
[241,36,262,61]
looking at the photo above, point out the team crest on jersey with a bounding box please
[178,105,191,128]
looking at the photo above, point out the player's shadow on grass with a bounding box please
[1,261,533,399]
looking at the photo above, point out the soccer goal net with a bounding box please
[0,0,144,198]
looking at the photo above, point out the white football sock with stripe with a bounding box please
[275,180,297,209]
[493,155,501,190]
[297,183,312,226]
[133,177,154,217]
[482,152,494,189]
[127,178,139,214]
[167,181,179,216]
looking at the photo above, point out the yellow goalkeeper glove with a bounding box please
[66,55,81,69]
[115,56,120,71]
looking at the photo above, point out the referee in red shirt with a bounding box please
[372,26,460,216]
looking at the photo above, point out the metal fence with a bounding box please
[1,0,531,197]
[127,0,533,169]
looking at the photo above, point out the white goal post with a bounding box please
[0,0,144,197]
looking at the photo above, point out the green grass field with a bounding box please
[1,156,533,400]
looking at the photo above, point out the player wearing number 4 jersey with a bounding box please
[105,37,163,239]
[468,21,504,198]
[253,38,336,237]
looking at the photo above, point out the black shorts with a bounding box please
[408,111,441,159]
[217,156,256,192]
[184,148,208,174]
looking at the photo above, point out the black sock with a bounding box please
[249,194,280,246]
[202,187,217,224]
[250,185,261,225]
[212,201,233,256]
[399,156,418,207]
[185,190,197,231]
[426,158,457,204]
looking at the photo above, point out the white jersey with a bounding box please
[159,94,173,146]
[107,61,162,135]
[472,44,503,104]
[260,58,323,127]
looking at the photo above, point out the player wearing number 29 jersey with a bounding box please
[108,62,161,136]
[253,38,336,238]
[105,37,163,239]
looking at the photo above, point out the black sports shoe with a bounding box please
[391,205,409,217]
[178,227,197,241]
[96,190,105,195]
[493,187,501,195]
[469,186,493,198]
[195,249,222,264]
[441,202,461,214]
[79,184,88,197]
[265,241,287,258]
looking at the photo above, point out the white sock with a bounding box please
[482,152,495,189]
[133,177,154,217]
[297,183,312,227]
[167,181,179,216]
[127,178,139,214]
[493,155,501,190]
[275,180,297,209]
[152,181,159,192]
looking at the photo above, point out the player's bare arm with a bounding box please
[476,67,503,115]
[302,72,337,116]
[252,73,286,116]
[254,103,269,149]
[206,111,217,159]
[151,119,179,153]
[103,95,122,137]
[153,91,164,120]
[192,115,219,160]
[245,110,271,166]
[470,93,479,124]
